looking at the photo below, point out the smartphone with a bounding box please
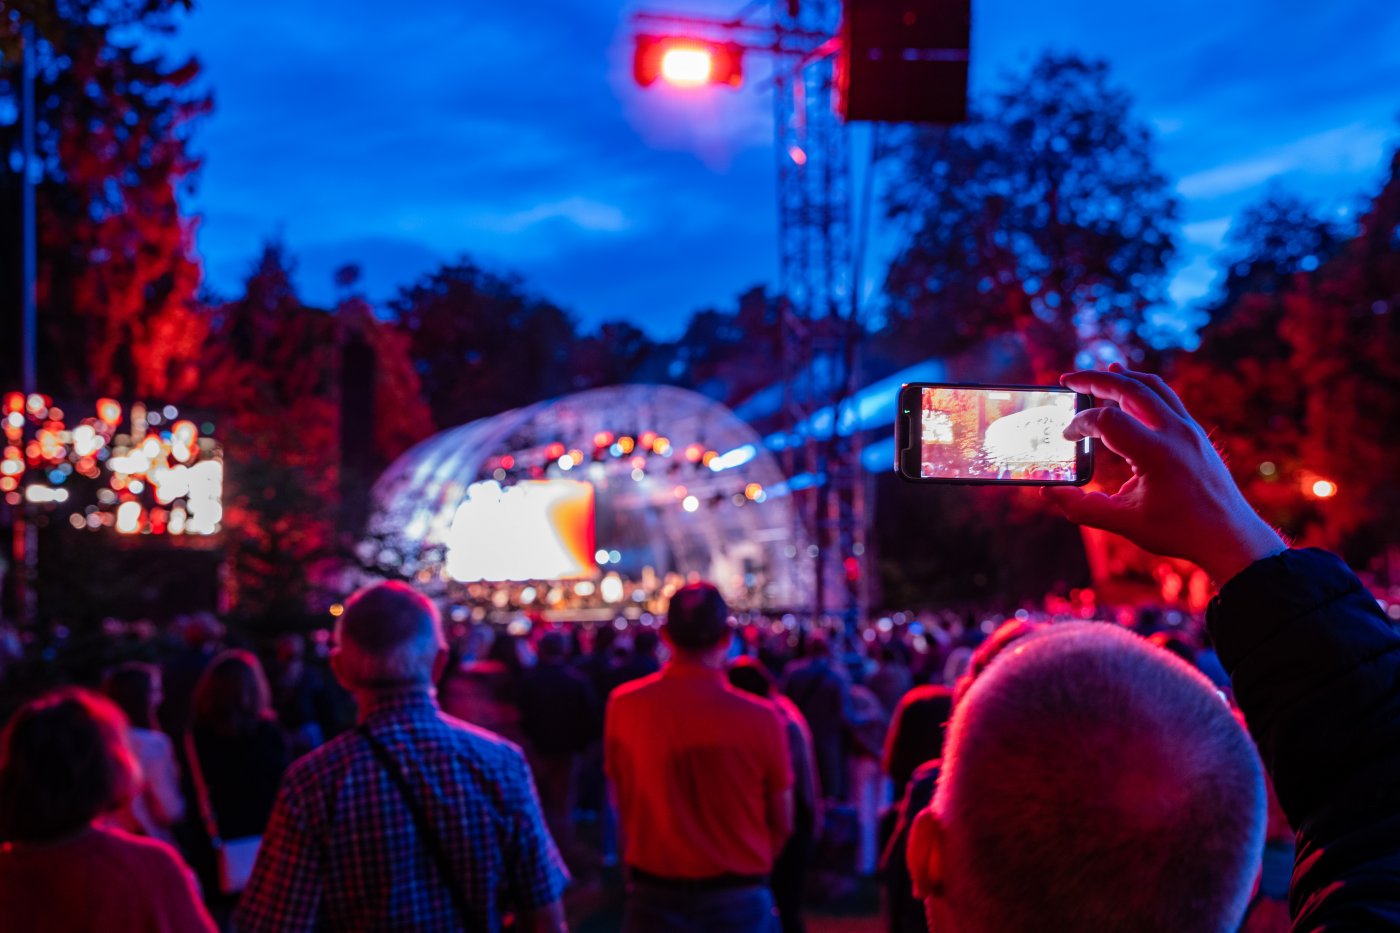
[895,382,1094,485]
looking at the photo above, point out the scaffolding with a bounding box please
[773,0,866,627]
[629,1,868,625]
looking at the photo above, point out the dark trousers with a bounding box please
[772,807,815,933]
[623,881,779,933]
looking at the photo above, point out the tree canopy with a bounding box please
[880,53,1180,381]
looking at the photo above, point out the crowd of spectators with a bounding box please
[0,576,1290,932]
[1,366,1399,931]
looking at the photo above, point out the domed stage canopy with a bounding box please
[365,385,810,614]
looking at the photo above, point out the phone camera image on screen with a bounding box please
[918,387,1080,482]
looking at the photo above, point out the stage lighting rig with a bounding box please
[634,35,745,89]
[627,0,971,628]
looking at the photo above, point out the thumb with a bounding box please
[1040,486,1130,535]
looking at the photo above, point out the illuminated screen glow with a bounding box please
[445,479,596,582]
[660,47,713,86]
[920,387,1078,481]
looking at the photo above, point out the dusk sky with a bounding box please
[171,0,1400,342]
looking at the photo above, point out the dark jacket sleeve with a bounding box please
[1206,548,1400,931]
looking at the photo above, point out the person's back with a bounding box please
[519,640,598,757]
[187,651,288,843]
[866,650,912,720]
[0,823,210,933]
[607,583,792,933]
[783,644,848,800]
[236,582,567,933]
[244,691,564,930]
[0,688,215,933]
[609,665,789,880]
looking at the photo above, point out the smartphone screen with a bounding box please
[897,383,1093,485]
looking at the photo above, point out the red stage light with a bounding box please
[633,35,743,89]
[2,393,22,415]
[501,454,516,470]
[661,47,711,86]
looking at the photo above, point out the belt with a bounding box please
[629,867,770,891]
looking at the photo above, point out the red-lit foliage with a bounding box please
[1,3,210,401]
[1173,148,1400,562]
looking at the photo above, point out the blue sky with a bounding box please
[170,0,1400,342]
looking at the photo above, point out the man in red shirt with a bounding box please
[606,582,793,933]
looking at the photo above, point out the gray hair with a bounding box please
[934,622,1265,933]
[334,582,445,687]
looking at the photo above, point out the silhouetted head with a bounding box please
[633,628,660,657]
[664,582,732,655]
[332,581,446,690]
[909,623,1265,933]
[0,689,139,843]
[192,650,273,735]
[102,662,163,732]
[727,656,776,699]
[592,625,618,656]
[883,684,953,795]
[536,631,570,664]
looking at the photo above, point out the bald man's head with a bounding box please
[333,582,445,689]
[913,623,1265,933]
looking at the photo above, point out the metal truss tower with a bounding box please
[629,1,870,626]
[772,0,867,628]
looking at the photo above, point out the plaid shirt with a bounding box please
[234,689,568,932]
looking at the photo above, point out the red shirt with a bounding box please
[0,824,216,933]
[605,660,794,878]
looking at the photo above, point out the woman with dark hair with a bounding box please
[102,662,185,843]
[186,651,289,907]
[882,685,953,802]
[728,657,820,933]
[0,688,215,932]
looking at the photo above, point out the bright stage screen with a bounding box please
[445,479,596,582]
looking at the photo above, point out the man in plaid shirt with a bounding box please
[235,582,569,932]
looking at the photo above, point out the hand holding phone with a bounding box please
[1040,365,1284,582]
[896,382,1094,486]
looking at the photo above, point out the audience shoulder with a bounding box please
[610,669,664,702]
[438,708,530,761]
[96,825,194,878]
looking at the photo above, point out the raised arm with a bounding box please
[1043,364,1400,927]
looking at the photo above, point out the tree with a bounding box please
[1209,187,1347,323]
[881,53,1179,381]
[638,286,783,408]
[198,244,340,619]
[390,260,579,428]
[0,0,209,400]
[198,246,436,620]
[1174,147,1400,563]
[567,320,656,393]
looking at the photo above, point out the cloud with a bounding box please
[1181,217,1233,249]
[1177,122,1391,200]
[168,0,1400,340]
[487,198,631,235]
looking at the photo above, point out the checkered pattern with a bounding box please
[233,690,569,932]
